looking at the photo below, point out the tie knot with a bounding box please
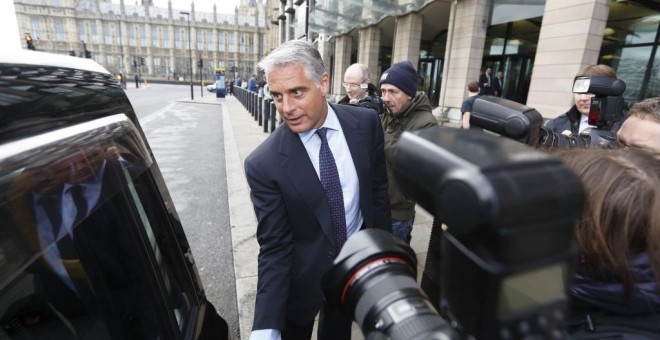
[316,127,329,142]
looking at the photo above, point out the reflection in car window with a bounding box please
[0,115,194,339]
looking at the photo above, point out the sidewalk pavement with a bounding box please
[177,94,435,340]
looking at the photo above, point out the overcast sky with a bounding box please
[113,0,241,15]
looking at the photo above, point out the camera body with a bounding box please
[323,126,585,339]
[572,75,626,129]
[469,96,544,146]
[540,75,627,149]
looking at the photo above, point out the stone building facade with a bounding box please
[13,0,275,82]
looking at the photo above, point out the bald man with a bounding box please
[338,63,383,114]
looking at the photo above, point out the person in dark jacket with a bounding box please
[379,61,438,243]
[545,64,623,137]
[555,148,660,338]
[478,66,493,95]
[338,63,383,114]
[460,80,481,130]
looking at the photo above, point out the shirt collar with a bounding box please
[299,104,340,144]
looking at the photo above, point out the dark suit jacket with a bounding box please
[245,103,391,330]
[479,73,493,95]
[492,76,502,97]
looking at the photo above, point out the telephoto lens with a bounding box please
[322,229,458,340]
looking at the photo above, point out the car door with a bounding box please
[0,50,229,339]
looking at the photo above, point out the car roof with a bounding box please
[0,49,110,74]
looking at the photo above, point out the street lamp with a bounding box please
[180,11,194,100]
[116,16,125,87]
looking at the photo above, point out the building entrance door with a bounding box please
[418,58,442,107]
[485,55,534,105]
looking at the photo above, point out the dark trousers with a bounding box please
[281,304,352,340]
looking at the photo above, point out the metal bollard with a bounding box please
[269,101,277,133]
[258,97,263,126]
[250,92,255,117]
[249,92,254,116]
[253,93,258,121]
[263,99,269,133]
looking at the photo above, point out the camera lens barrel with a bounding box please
[323,229,458,340]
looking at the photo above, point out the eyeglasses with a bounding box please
[342,81,366,89]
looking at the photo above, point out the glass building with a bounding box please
[278,0,659,121]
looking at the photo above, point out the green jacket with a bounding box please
[381,92,438,220]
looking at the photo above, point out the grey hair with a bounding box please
[259,40,325,85]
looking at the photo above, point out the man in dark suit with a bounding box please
[245,40,391,340]
[493,70,503,97]
[479,66,493,95]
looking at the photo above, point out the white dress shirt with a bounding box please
[299,104,363,238]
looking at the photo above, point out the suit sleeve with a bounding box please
[244,156,293,331]
[369,113,392,232]
[479,74,487,90]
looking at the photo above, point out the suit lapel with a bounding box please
[278,125,337,247]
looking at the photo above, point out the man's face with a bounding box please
[381,83,412,116]
[343,68,367,100]
[617,115,660,159]
[268,63,329,134]
[486,68,492,75]
[573,93,594,116]
[497,71,503,78]
[51,148,105,184]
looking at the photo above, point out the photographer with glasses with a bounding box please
[338,63,383,115]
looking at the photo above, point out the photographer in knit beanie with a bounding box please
[379,61,438,243]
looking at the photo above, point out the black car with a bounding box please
[0,50,229,339]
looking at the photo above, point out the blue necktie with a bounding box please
[316,128,347,248]
[70,185,88,226]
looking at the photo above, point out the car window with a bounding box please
[0,114,195,339]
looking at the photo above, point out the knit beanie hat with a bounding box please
[379,61,418,98]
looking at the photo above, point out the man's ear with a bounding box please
[320,72,330,94]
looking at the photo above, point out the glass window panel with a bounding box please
[91,22,98,43]
[152,27,158,47]
[104,23,112,44]
[647,51,660,99]
[55,19,66,42]
[163,29,169,48]
[490,0,545,26]
[606,46,653,105]
[128,24,135,47]
[78,21,85,43]
[0,115,196,339]
[139,25,146,47]
[218,32,225,52]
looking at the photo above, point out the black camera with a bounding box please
[572,75,626,129]
[469,75,626,149]
[323,127,585,339]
